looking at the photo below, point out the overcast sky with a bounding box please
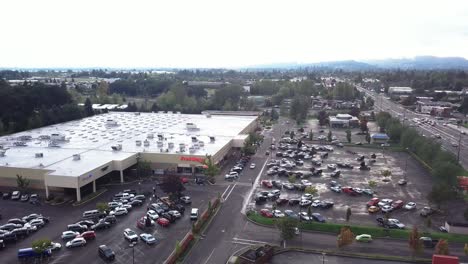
[1,0,468,68]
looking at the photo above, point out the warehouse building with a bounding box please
[0,112,257,201]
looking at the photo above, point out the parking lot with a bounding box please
[249,126,440,230]
[0,179,225,264]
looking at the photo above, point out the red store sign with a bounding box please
[180,156,205,163]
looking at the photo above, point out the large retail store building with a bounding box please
[0,112,257,201]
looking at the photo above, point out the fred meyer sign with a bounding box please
[180,156,205,163]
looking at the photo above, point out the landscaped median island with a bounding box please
[246,210,468,243]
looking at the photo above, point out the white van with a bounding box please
[190,208,199,220]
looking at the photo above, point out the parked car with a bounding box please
[102,215,117,224]
[288,199,301,206]
[67,224,87,233]
[311,213,326,223]
[98,245,115,261]
[284,210,299,220]
[273,210,285,218]
[2,192,11,199]
[420,207,435,217]
[275,198,289,206]
[387,219,405,229]
[140,233,158,245]
[260,209,273,218]
[156,218,170,227]
[47,242,62,251]
[147,210,159,220]
[66,237,86,248]
[61,231,79,240]
[368,206,380,213]
[299,212,311,221]
[123,228,138,242]
[261,180,273,188]
[8,218,26,225]
[0,233,18,243]
[356,234,372,242]
[397,179,407,185]
[91,221,111,231]
[11,191,21,200]
[20,194,29,202]
[29,219,45,228]
[381,204,393,213]
[180,196,191,204]
[78,231,96,241]
[404,202,417,210]
[391,200,404,210]
[110,207,128,216]
[367,198,380,207]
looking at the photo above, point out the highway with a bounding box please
[357,86,468,169]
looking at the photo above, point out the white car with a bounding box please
[168,210,182,219]
[388,219,405,229]
[377,199,393,207]
[180,196,191,204]
[146,210,159,220]
[301,193,313,200]
[273,210,285,218]
[61,231,79,240]
[225,172,239,180]
[299,212,311,221]
[404,202,417,210]
[299,199,312,207]
[301,180,312,186]
[311,200,321,208]
[110,207,128,216]
[327,164,337,170]
[250,163,256,169]
[381,204,393,213]
[124,228,139,242]
[65,237,86,248]
[140,233,157,245]
[47,242,62,251]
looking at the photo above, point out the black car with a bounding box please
[255,195,267,204]
[161,213,176,223]
[293,184,306,191]
[319,201,334,209]
[8,218,26,225]
[272,181,283,189]
[0,223,22,231]
[76,220,95,228]
[2,192,10,200]
[10,228,29,238]
[98,245,115,261]
[91,221,111,231]
[288,199,301,206]
[0,233,17,243]
[330,170,341,178]
[129,199,143,206]
[67,224,87,233]
[102,215,117,224]
[170,204,185,214]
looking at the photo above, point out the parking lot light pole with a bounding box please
[322,252,326,264]
[404,148,409,180]
[457,132,463,162]
[129,241,137,264]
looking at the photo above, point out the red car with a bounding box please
[342,187,358,196]
[260,209,273,218]
[180,177,189,184]
[261,180,273,188]
[157,217,170,227]
[391,200,404,209]
[78,231,96,241]
[367,197,380,207]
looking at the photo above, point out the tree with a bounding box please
[465,208,468,221]
[276,217,299,241]
[381,169,392,177]
[428,184,457,209]
[270,109,279,120]
[160,174,185,198]
[16,174,30,192]
[359,118,368,132]
[32,238,52,262]
[202,155,220,184]
[308,130,313,141]
[97,80,109,98]
[337,226,354,248]
[84,98,94,117]
[318,111,329,126]
[307,206,312,216]
[435,239,450,255]
[96,202,109,213]
[425,217,432,230]
[304,186,318,196]
[368,180,377,188]
[464,243,468,255]
[345,129,351,143]
[290,131,295,139]
[327,130,333,142]
[288,174,296,183]
[408,226,422,258]
[345,207,352,222]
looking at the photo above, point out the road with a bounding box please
[357,86,468,169]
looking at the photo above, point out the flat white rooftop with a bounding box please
[0,112,256,177]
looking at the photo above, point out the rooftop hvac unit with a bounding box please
[0,150,6,157]
[189,147,196,153]
[111,144,122,151]
[48,141,60,147]
[191,136,198,142]
[106,119,118,126]
[186,123,199,130]
[134,112,141,115]
[210,136,215,143]
[35,153,43,158]
[73,154,81,160]
[19,135,32,141]
[147,133,154,139]
[136,140,142,146]
[168,142,174,148]
[157,141,163,147]
[50,133,66,141]
[13,141,27,147]
[199,141,205,147]
[144,140,150,147]
[205,113,212,118]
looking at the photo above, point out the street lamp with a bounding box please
[322,252,326,264]
[457,132,463,162]
[404,148,409,181]
[129,241,137,264]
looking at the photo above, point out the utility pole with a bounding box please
[457,132,463,162]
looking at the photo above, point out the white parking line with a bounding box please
[241,156,270,214]
[203,248,216,264]
[221,184,231,199]
[233,237,270,244]
[224,183,237,201]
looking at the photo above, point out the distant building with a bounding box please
[388,87,413,99]
[432,255,459,264]
[417,101,452,117]
[329,114,359,128]
[243,86,251,93]
[185,81,226,87]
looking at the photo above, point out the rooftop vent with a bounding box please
[73,154,81,160]
[48,141,60,147]
[186,123,199,130]
[35,153,43,158]
[168,142,174,149]
[51,133,66,141]
[136,140,142,146]
[144,140,150,147]
[191,136,197,142]
[111,144,122,151]
[205,113,212,118]
[0,150,6,157]
[147,133,154,139]
[19,135,32,141]
[210,136,215,143]
[13,141,27,147]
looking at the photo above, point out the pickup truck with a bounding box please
[419,237,438,248]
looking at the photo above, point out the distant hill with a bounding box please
[246,56,468,70]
